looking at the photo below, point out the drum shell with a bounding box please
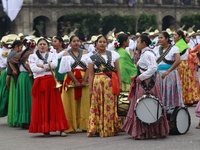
[166,106,191,135]
[117,92,130,117]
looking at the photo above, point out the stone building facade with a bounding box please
[0,0,200,38]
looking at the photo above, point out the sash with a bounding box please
[68,49,87,70]
[157,45,174,64]
[36,50,49,64]
[180,48,187,56]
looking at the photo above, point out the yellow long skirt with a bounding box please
[61,71,90,133]
[87,74,122,137]
[177,60,200,105]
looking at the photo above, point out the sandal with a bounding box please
[196,125,200,129]
[43,132,51,137]
[60,131,67,137]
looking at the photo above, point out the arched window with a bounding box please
[102,0,116,4]
[0,16,11,39]
[81,0,94,3]
[57,0,72,3]
[33,16,50,37]
[34,0,49,4]
[143,0,156,4]
[162,0,173,5]
[162,16,176,31]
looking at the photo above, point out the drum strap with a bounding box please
[137,65,157,91]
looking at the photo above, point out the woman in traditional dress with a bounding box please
[52,36,66,86]
[114,33,137,91]
[122,34,169,139]
[154,31,183,107]
[174,30,200,105]
[7,40,23,127]
[28,38,69,136]
[0,41,10,117]
[8,39,36,129]
[59,35,90,133]
[87,35,122,137]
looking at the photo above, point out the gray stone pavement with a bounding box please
[0,106,200,150]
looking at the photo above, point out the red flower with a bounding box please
[106,105,111,112]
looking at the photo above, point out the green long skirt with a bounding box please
[14,72,33,125]
[0,70,9,117]
[7,77,19,127]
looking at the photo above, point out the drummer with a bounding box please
[122,34,169,140]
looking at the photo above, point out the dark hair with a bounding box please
[53,36,65,48]
[37,38,49,46]
[160,31,171,44]
[117,33,129,48]
[94,35,107,47]
[176,30,186,41]
[11,40,23,49]
[139,35,151,46]
[69,35,78,43]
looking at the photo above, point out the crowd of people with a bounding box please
[0,27,200,139]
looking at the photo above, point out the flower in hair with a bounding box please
[27,39,36,47]
[114,40,120,49]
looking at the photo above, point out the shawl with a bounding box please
[115,47,137,84]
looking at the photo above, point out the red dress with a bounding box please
[29,75,70,133]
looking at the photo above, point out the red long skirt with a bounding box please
[29,75,70,133]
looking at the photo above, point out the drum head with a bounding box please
[176,108,191,134]
[135,96,162,124]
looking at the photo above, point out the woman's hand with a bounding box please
[89,88,93,99]
[81,80,88,87]
[12,70,18,75]
[161,70,170,79]
[74,80,81,87]
[37,64,44,68]
[136,76,142,84]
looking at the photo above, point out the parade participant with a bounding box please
[0,37,11,117]
[7,40,23,127]
[114,33,137,91]
[8,39,36,129]
[52,36,66,85]
[154,31,183,107]
[122,35,169,139]
[59,35,90,133]
[28,38,69,136]
[87,35,122,137]
[133,32,141,64]
[174,30,200,105]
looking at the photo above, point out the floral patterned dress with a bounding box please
[87,51,122,137]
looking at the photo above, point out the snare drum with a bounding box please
[135,94,163,124]
[166,106,191,135]
[117,92,130,117]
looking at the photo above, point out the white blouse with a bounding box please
[137,47,157,81]
[154,45,179,65]
[57,50,66,59]
[58,53,89,73]
[0,47,10,68]
[28,51,58,78]
[180,49,188,60]
[87,51,120,69]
